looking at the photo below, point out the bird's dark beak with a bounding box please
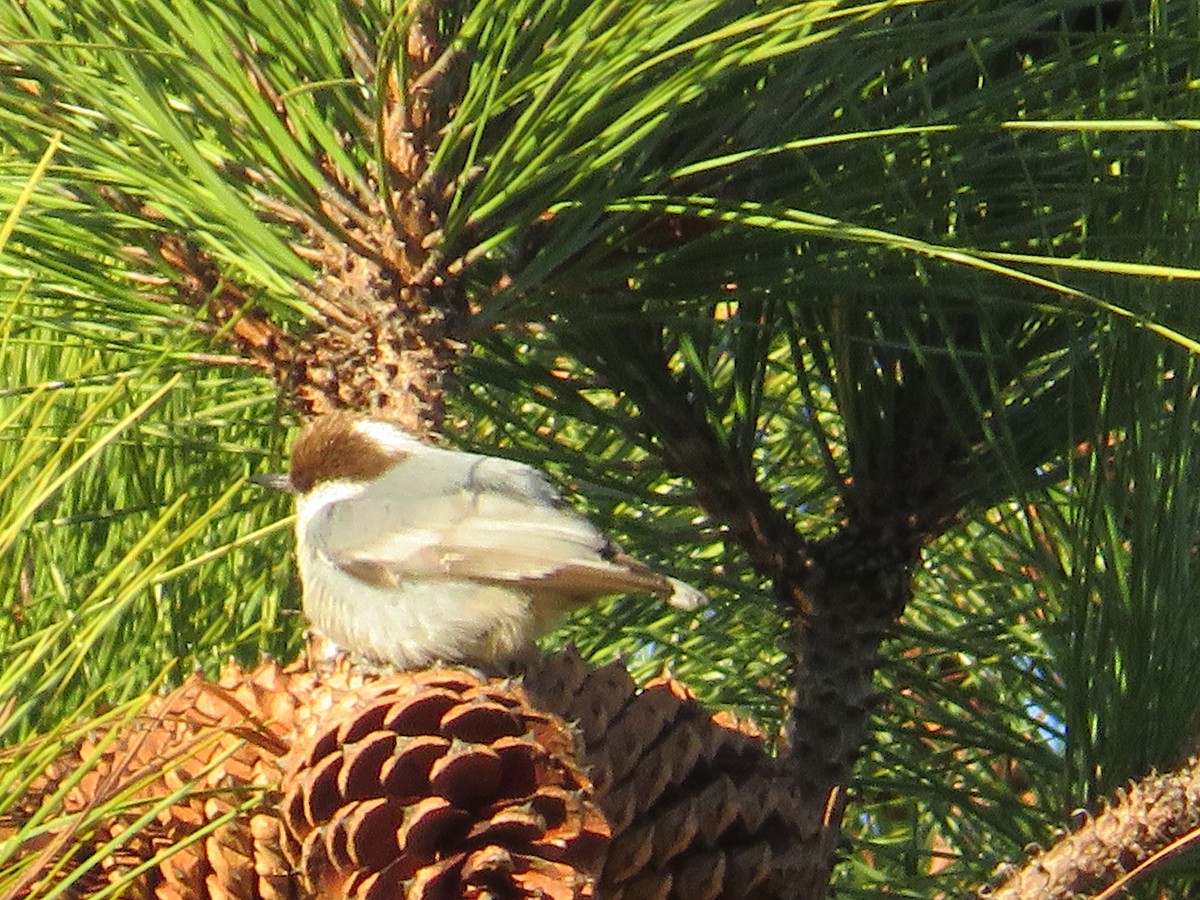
[249,472,294,493]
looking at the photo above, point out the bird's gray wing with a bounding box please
[309,450,674,599]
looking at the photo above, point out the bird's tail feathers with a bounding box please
[665,577,708,611]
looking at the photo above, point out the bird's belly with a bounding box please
[300,562,537,669]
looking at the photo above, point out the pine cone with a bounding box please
[11,650,800,899]
[526,648,804,899]
[279,667,610,899]
[6,660,311,899]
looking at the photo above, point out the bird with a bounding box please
[253,413,707,670]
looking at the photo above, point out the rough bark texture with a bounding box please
[780,522,917,897]
[270,5,469,433]
[984,754,1200,899]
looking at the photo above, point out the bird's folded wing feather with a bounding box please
[308,452,673,599]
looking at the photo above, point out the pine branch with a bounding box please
[984,754,1200,899]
